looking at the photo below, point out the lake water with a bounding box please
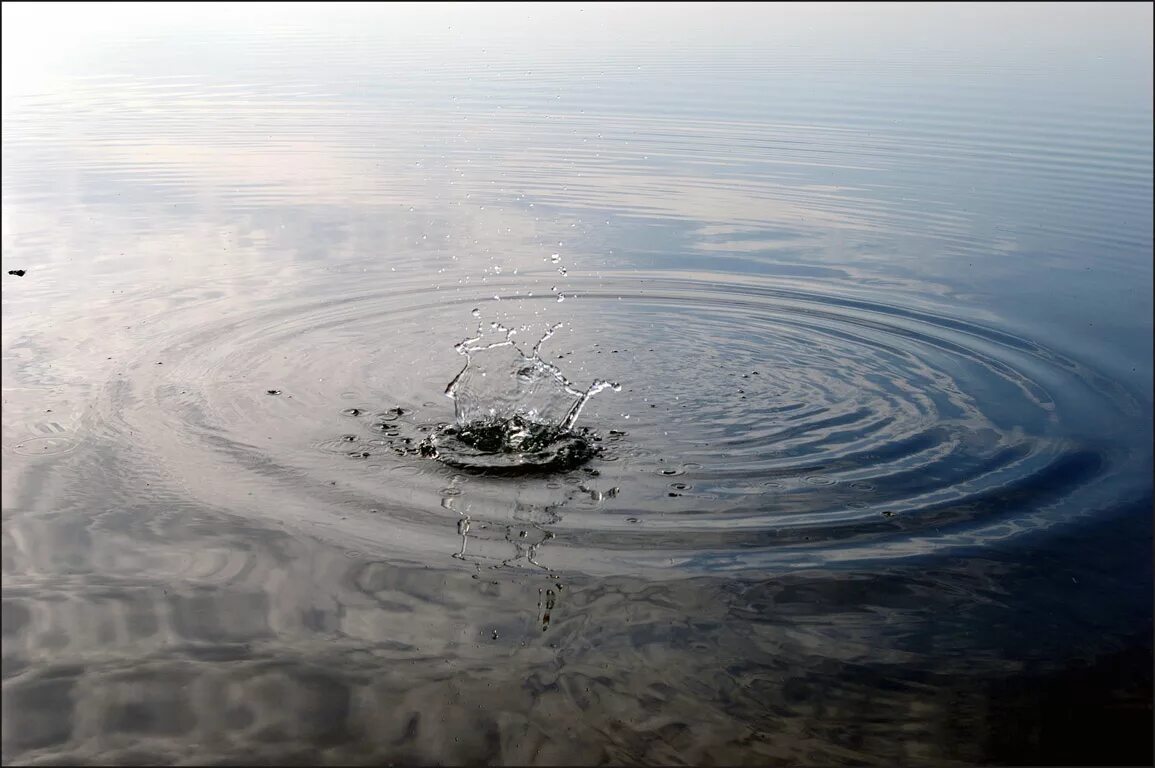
[2,4,1151,764]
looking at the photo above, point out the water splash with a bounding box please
[422,321,618,472]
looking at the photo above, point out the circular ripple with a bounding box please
[89,273,1145,575]
[9,435,80,457]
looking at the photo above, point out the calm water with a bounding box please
[2,4,1152,764]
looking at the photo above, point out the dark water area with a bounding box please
[2,4,1151,765]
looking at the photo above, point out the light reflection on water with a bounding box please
[2,3,1151,765]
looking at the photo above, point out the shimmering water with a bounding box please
[2,4,1152,765]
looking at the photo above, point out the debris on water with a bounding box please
[7,269,26,277]
[266,389,282,395]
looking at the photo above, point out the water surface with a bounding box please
[2,3,1152,765]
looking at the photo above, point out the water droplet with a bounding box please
[471,308,480,318]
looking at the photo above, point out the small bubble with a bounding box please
[471,308,480,317]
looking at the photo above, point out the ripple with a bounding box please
[83,272,1141,576]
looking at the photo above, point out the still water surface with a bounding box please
[2,4,1152,764]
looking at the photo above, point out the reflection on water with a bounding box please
[2,3,1152,765]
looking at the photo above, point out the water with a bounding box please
[424,321,616,472]
[2,4,1151,764]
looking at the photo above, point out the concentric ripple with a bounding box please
[90,272,1144,576]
